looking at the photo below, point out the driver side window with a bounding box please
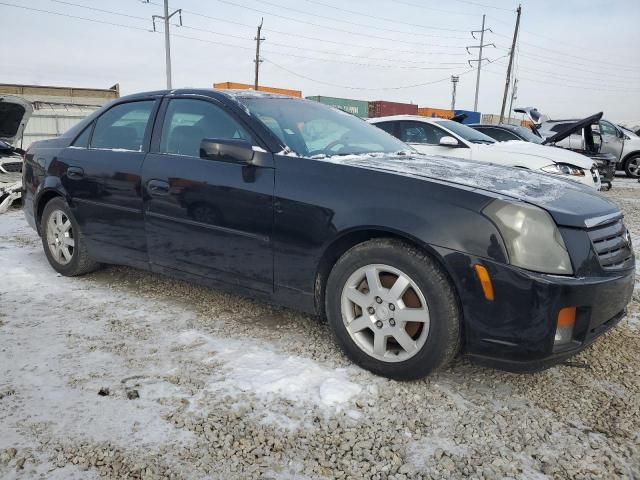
[599,120,617,137]
[400,121,447,145]
[160,99,251,157]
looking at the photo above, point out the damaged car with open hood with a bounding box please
[22,89,634,379]
[517,107,640,181]
[1,95,32,213]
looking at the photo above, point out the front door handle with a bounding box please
[147,179,170,196]
[67,167,84,179]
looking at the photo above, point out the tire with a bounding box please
[325,238,461,380]
[624,154,640,178]
[40,197,100,276]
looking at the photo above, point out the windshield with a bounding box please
[434,120,495,144]
[513,126,544,144]
[240,98,412,157]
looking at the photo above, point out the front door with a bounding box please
[599,120,624,161]
[59,99,158,267]
[400,120,472,159]
[142,97,274,292]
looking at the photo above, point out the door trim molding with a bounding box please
[145,210,270,243]
[73,197,141,214]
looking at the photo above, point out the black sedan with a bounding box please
[22,89,634,379]
[469,123,544,144]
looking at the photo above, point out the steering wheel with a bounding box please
[307,133,352,157]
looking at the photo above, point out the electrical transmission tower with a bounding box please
[254,18,265,90]
[147,0,183,89]
[450,76,459,111]
[466,14,495,112]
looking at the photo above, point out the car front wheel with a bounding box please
[325,239,461,380]
[41,197,99,276]
[624,154,640,178]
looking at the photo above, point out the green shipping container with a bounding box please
[306,96,369,118]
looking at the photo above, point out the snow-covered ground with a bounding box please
[1,181,639,479]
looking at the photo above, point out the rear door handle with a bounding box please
[67,167,84,179]
[147,179,170,196]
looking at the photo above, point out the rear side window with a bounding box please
[482,128,519,142]
[400,121,448,145]
[91,101,155,151]
[375,122,397,137]
[159,99,251,157]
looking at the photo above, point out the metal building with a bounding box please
[0,83,120,148]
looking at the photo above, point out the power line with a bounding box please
[2,1,469,73]
[389,0,503,17]
[143,0,473,50]
[202,0,472,42]
[483,67,640,93]
[298,0,473,32]
[511,49,640,82]
[493,33,640,72]
[263,58,479,91]
[48,0,470,66]
[0,1,150,32]
[236,0,470,34]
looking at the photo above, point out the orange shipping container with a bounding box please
[417,107,455,119]
[213,82,301,98]
[521,119,534,129]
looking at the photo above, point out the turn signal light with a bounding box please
[555,307,576,346]
[474,264,494,301]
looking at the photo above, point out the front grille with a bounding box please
[587,219,634,270]
[0,161,22,173]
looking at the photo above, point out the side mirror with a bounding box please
[439,136,460,147]
[200,138,255,164]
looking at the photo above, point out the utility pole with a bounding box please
[508,78,518,125]
[450,75,459,111]
[254,18,265,90]
[467,15,495,112]
[499,4,522,124]
[151,0,182,89]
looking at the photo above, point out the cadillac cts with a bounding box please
[22,89,635,380]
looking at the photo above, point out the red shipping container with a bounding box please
[368,100,418,118]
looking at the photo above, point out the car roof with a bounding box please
[470,123,521,131]
[368,115,444,123]
[116,88,293,102]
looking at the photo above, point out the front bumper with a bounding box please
[436,247,635,372]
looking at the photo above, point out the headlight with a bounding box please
[484,200,573,274]
[541,163,585,176]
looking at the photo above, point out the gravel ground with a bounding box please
[1,178,639,480]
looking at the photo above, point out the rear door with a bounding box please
[59,98,159,267]
[598,120,624,161]
[142,96,274,292]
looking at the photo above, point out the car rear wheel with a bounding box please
[325,239,461,380]
[41,197,99,276]
[624,154,640,178]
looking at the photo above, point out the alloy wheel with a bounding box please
[46,209,75,265]
[340,264,430,363]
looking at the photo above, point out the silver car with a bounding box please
[517,107,640,178]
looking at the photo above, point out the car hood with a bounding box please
[542,112,603,146]
[477,140,594,169]
[325,153,618,228]
[0,95,33,146]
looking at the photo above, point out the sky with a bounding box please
[1,0,639,122]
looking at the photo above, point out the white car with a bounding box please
[368,115,601,190]
[0,95,32,213]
